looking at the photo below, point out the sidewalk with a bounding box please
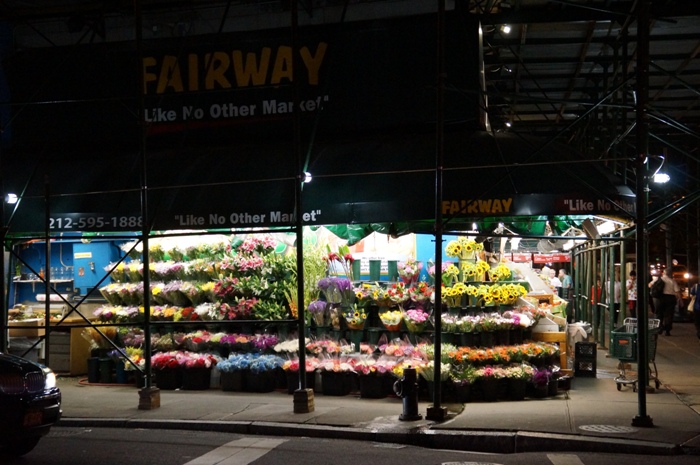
[56,322,700,456]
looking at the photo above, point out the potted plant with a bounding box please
[532,367,552,398]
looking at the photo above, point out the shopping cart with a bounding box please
[611,318,661,392]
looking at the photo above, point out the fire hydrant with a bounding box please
[393,366,422,421]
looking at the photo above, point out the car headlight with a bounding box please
[42,367,57,390]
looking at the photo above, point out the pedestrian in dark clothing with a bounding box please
[690,283,700,341]
[649,269,681,336]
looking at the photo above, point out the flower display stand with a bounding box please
[221,370,245,391]
[182,367,212,390]
[321,371,354,396]
[154,368,182,390]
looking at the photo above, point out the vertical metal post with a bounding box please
[44,178,51,365]
[133,1,158,410]
[427,0,447,421]
[608,241,616,344]
[291,0,307,392]
[597,247,610,349]
[620,231,627,321]
[633,0,653,427]
[586,246,594,324]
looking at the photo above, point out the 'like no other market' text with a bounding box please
[174,210,322,227]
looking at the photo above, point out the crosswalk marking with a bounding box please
[547,453,585,465]
[184,437,288,465]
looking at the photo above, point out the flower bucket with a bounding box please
[154,367,182,390]
[453,382,471,403]
[99,358,114,384]
[244,370,277,393]
[460,332,476,347]
[480,377,499,402]
[321,371,354,396]
[532,383,549,399]
[314,325,331,338]
[511,327,524,344]
[114,360,130,384]
[386,260,399,282]
[548,378,559,397]
[87,357,100,383]
[182,367,212,390]
[359,374,391,399]
[348,330,365,352]
[351,260,362,281]
[426,381,447,401]
[508,378,528,401]
[369,260,381,281]
[220,370,245,392]
[286,371,316,394]
[367,328,382,345]
[479,332,495,348]
[496,329,511,346]
[441,332,457,345]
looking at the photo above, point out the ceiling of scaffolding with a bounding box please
[0,1,698,256]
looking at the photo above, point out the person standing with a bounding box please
[649,269,682,336]
[607,270,622,326]
[626,270,638,318]
[559,268,573,300]
[690,282,700,341]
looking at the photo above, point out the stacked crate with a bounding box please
[574,341,597,377]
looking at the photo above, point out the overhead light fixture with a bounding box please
[596,221,617,236]
[653,172,670,183]
[4,193,18,204]
[501,24,511,34]
[505,121,512,128]
[509,237,521,251]
[303,172,312,183]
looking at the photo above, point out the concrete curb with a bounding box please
[57,417,694,456]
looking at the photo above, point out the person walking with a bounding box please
[626,270,637,318]
[649,269,682,336]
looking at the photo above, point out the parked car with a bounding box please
[0,351,62,457]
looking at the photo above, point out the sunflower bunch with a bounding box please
[460,259,490,282]
[344,304,367,330]
[441,282,468,307]
[444,236,484,259]
[488,263,512,282]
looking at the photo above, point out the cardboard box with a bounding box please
[9,319,46,337]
